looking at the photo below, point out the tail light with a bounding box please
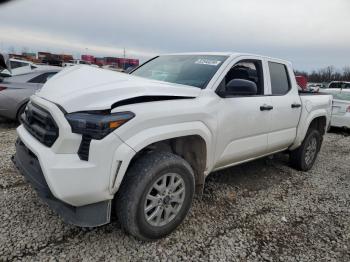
[0,86,7,91]
[346,106,350,113]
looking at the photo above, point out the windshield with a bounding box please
[131,55,228,88]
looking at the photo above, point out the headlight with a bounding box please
[65,111,135,140]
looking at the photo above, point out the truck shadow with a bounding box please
[327,127,350,136]
[0,117,18,128]
[204,153,292,193]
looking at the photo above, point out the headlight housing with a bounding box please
[65,111,135,140]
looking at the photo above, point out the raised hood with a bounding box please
[37,65,201,113]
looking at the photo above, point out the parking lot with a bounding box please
[0,120,349,261]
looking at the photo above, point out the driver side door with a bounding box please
[214,58,272,169]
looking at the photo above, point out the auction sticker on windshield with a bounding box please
[195,59,222,66]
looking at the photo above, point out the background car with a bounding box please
[63,59,99,68]
[320,89,350,129]
[328,81,350,89]
[0,69,60,122]
[0,58,61,77]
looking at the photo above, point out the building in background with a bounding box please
[81,54,95,64]
[7,51,139,70]
[94,57,106,66]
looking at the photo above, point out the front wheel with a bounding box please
[116,151,195,240]
[290,129,322,171]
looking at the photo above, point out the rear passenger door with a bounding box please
[266,61,301,152]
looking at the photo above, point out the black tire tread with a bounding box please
[116,151,194,240]
[290,128,322,171]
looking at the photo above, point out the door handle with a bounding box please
[260,104,273,111]
[291,103,301,108]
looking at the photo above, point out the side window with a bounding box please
[10,61,28,69]
[328,82,339,89]
[340,82,350,89]
[217,59,264,96]
[268,62,291,95]
[28,72,57,84]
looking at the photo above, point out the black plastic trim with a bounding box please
[111,95,195,109]
[12,138,111,227]
[78,135,92,161]
[21,103,59,147]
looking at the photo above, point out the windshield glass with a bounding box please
[131,55,228,88]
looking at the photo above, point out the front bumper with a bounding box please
[16,96,136,207]
[12,138,111,227]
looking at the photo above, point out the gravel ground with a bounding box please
[0,119,349,261]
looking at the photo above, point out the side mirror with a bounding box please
[224,79,257,96]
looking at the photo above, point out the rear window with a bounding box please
[10,61,29,69]
[268,62,291,95]
[342,83,350,89]
[28,72,57,84]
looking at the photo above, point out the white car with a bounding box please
[10,52,332,240]
[0,58,60,77]
[328,81,350,89]
[320,89,350,129]
[63,59,99,68]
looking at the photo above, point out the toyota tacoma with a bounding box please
[8,53,332,240]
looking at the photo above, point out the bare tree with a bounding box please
[342,66,350,81]
[295,66,350,83]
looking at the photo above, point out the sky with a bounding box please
[0,0,349,71]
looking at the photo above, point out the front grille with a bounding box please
[21,103,59,147]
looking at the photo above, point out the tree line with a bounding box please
[295,66,350,83]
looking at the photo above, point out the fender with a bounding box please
[109,121,214,193]
[290,109,329,150]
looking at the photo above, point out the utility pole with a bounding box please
[123,48,126,70]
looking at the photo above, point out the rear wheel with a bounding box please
[116,151,195,240]
[290,129,322,171]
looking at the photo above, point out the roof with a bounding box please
[159,52,292,65]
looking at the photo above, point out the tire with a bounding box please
[16,103,27,123]
[115,151,195,241]
[290,129,322,171]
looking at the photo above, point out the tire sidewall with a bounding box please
[300,129,321,170]
[135,161,195,240]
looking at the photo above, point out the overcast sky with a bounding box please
[0,0,349,71]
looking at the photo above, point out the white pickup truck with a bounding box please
[9,52,332,240]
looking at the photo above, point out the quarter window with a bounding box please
[268,62,291,95]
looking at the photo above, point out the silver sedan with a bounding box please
[0,69,60,122]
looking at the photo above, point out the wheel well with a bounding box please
[309,116,327,135]
[130,135,207,195]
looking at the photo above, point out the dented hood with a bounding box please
[37,65,201,113]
